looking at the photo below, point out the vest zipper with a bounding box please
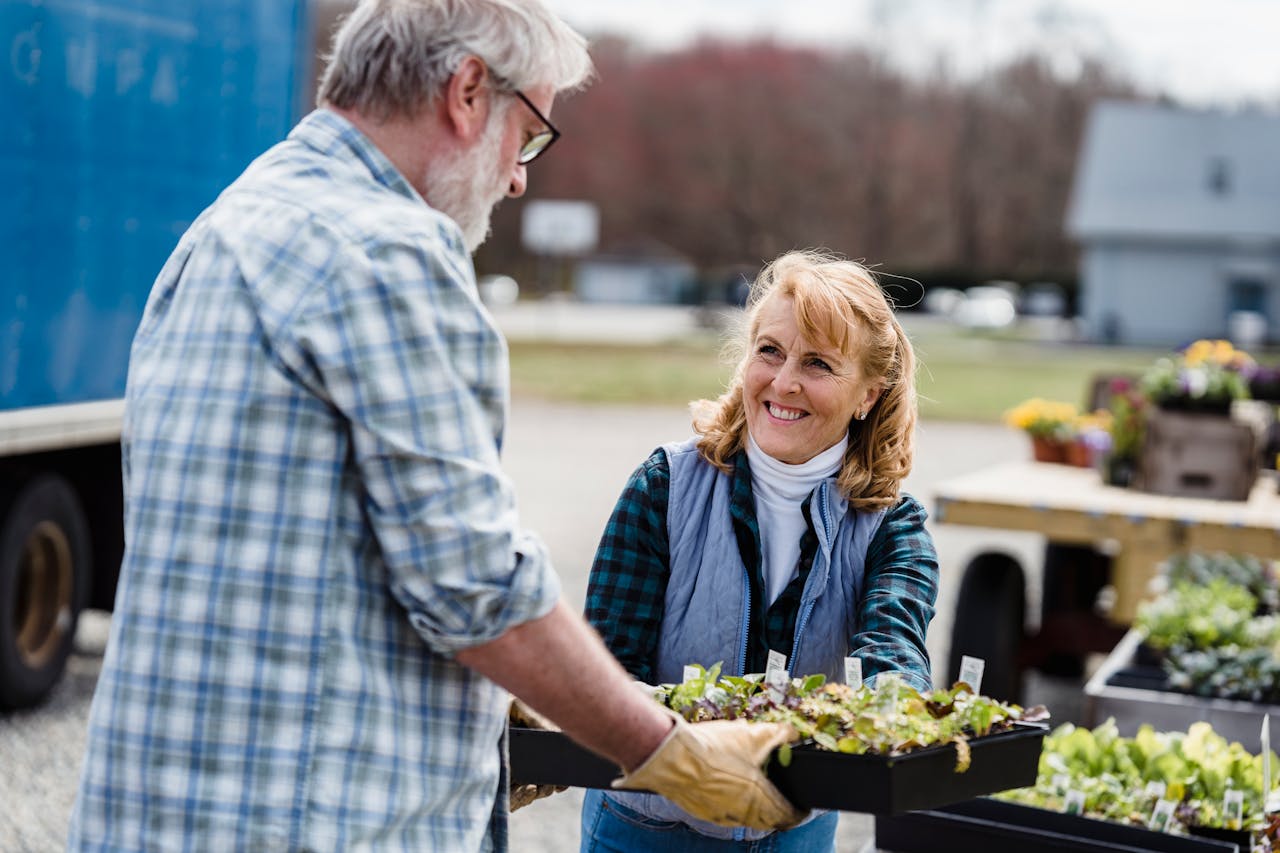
[791,484,828,674]
[738,563,751,675]
[792,599,816,671]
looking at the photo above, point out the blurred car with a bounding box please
[924,287,965,317]
[1020,282,1067,318]
[478,274,520,306]
[954,286,1017,329]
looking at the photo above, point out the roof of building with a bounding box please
[1067,100,1280,242]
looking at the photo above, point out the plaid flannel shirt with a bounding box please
[585,447,937,690]
[69,110,559,852]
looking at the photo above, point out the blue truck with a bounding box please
[1,0,317,707]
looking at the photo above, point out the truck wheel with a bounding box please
[948,552,1026,702]
[0,475,90,709]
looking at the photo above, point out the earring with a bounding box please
[856,411,866,421]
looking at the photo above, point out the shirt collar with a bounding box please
[289,109,423,204]
[745,433,846,505]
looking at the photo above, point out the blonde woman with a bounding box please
[582,249,939,851]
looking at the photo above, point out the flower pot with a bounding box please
[1063,440,1091,468]
[1031,436,1068,464]
[1103,455,1136,488]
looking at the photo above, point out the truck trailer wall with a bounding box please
[3,0,310,411]
[0,0,311,709]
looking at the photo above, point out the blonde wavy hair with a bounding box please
[692,250,917,510]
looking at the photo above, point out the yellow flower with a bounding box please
[1144,340,1254,408]
[1072,409,1113,432]
[1003,398,1079,439]
[1182,338,1253,369]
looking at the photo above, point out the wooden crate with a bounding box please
[1136,410,1257,501]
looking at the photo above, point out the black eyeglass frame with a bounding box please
[509,90,560,165]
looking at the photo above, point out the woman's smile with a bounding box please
[764,401,807,422]
[745,296,880,464]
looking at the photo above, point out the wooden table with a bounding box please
[933,461,1280,623]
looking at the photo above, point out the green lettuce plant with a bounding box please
[1137,577,1258,652]
[998,719,1279,842]
[655,663,1047,772]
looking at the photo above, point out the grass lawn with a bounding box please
[508,319,1171,424]
[509,339,732,406]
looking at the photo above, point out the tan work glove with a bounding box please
[612,711,804,831]
[507,698,568,812]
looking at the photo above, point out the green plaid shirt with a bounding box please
[586,448,937,689]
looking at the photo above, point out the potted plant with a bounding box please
[1069,409,1113,469]
[1100,378,1147,487]
[1140,339,1253,415]
[1247,363,1280,404]
[1003,398,1080,463]
[1135,340,1259,500]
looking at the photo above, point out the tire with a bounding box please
[0,474,91,709]
[948,552,1026,702]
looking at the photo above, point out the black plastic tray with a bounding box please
[1107,664,1173,691]
[875,798,1242,853]
[509,722,1047,814]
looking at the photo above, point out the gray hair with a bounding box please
[318,0,593,121]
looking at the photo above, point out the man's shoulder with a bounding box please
[217,136,458,258]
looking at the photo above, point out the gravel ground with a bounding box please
[0,399,1060,852]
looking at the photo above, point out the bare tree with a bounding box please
[478,33,1143,291]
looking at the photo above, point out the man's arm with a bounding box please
[459,600,805,831]
[457,600,670,771]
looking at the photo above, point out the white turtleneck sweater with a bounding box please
[746,433,848,606]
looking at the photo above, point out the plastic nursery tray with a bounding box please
[1085,630,1280,753]
[875,798,1243,853]
[508,722,1047,815]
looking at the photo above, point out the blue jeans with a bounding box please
[579,789,838,852]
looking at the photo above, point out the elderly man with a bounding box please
[67,1,802,850]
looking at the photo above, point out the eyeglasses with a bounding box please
[510,90,560,165]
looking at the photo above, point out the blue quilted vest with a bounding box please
[609,438,886,841]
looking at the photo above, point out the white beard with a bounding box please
[423,110,508,253]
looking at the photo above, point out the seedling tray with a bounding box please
[875,798,1242,853]
[509,722,1047,814]
[1086,630,1280,753]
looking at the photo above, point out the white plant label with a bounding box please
[1149,798,1174,832]
[1224,789,1244,830]
[682,665,700,684]
[959,655,985,694]
[1063,790,1085,816]
[845,656,863,690]
[1051,774,1070,794]
[765,650,789,701]
[1264,715,1273,811]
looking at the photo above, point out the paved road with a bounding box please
[0,399,1050,852]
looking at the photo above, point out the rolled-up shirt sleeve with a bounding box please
[853,494,939,692]
[288,232,559,654]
